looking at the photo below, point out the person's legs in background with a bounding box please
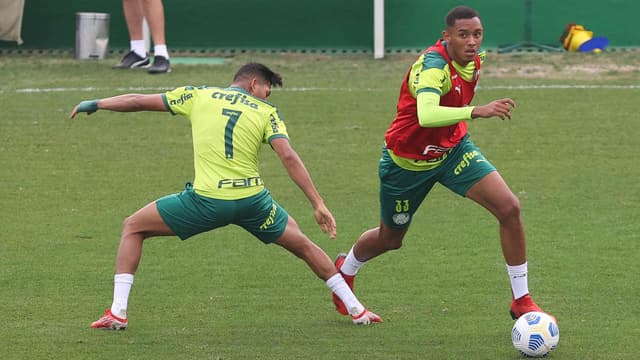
[113,0,150,69]
[113,0,170,73]
[141,0,171,73]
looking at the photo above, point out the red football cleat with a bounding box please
[510,294,543,320]
[91,309,128,330]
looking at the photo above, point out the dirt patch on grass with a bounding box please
[483,51,640,81]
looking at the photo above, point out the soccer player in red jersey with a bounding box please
[332,6,551,321]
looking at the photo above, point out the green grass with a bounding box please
[1,52,639,359]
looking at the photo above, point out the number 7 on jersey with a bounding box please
[222,108,243,159]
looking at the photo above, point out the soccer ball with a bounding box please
[511,311,559,357]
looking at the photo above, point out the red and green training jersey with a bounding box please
[385,39,483,165]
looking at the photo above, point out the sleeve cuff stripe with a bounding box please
[416,88,441,96]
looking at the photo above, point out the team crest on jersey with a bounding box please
[392,213,410,225]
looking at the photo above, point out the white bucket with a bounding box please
[75,12,110,59]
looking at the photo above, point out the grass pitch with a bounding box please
[1,51,639,359]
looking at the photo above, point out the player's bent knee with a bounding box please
[121,215,133,231]
[121,215,148,238]
[497,197,521,222]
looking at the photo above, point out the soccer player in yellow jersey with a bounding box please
[71,63,381,329]
[332,6,553,321]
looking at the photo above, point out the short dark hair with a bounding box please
[233,63,283,87]
[445,6,480,27]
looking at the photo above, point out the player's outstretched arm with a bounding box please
[471,98,516,120]
[70,94,167,118]
[271,137,337,239]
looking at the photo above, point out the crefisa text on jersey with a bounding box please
[211,91,259,109]
[169,93,193,106]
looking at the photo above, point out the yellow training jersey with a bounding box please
[162,86,289,200]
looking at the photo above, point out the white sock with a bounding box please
[111,273,134,318]
[130,40,147,58]
[326,273,364,316]
[507,262,529,299]
[340,246,365,276]
[153,44,169,59]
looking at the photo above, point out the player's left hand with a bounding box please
[70,99,99,118]
[314,203,337,239]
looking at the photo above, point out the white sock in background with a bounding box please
[153,44,169,59]
[130,40,147,58]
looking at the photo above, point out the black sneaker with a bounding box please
[112,51,150,69]
[148,56,171,74]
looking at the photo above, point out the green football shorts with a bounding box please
[379,135,496,229]
[156,184,289,243]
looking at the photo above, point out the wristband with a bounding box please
[77,99,99,113]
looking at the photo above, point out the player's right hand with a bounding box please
[314,203,337,239]
[70,99,99,118]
